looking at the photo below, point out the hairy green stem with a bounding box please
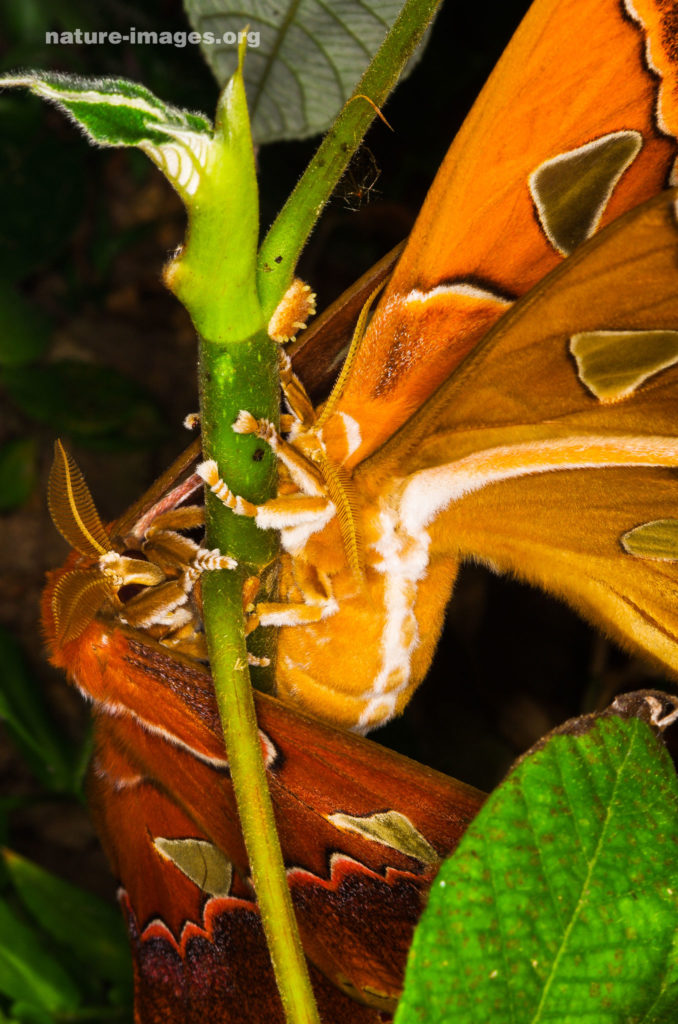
[169,42,321,1024]
[198,330,320,1024]
[169,6,442,1018]
[202,571,319,1024]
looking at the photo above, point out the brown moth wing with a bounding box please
[43,580,483,1016]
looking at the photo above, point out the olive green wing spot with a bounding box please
[327,810,440,866]
[529,130,642,256]
[154,837,234,897]
[570,329,678,401]
[622,519,678,561]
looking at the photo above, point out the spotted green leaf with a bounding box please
[396,700,678,1023]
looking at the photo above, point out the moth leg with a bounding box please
[255,601,331,626]
[256,562,337,626]
[240,573,297,645]
[233,410,326,495]
[140,505,205,547]
[140,504,236,577]
[122,472,204,545]
[247,652,271,667]
[161,624,270,665]
[144,527,236,576]
[278,350,316,428]
[120,574,208,656]
[234,410,363,580]
[263,276,318,427]
[242,575,262,635]
[198,466,339,627]
[243,571,337,629]
[151,572,270,662]
[197,459,332,529]
[159,620,208,660]
[267,278,316,344]
[120,578,197,631]
[118,512,237,646]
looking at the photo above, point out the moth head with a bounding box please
[47,441,169,644]
[49,566,117,646]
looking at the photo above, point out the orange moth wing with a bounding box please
[330,0,678,467]
[238,0,678,731]
[368,192,678,677]
[268,191,678,730]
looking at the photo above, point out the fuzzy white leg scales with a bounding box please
[197,460,258,518]
[193,547,237,572]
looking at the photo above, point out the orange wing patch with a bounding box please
[332,0,678,468]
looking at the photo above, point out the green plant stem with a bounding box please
[168,43,321,1024]
[199,330,320,1024]
[256,0,442,317]
[202,571,319,1024]
[172,8,442,1018]
[195,222,321,1024]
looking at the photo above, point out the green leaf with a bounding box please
[2,851,131,992]
[1,361,166,450]
[184,0,429,144]
[0,900,79,1012]
[0,72,213,202]
[396,697,678,1023]
[7,1006,52,1024]
[0,1007,21,1024]
[0,627,77,793]
[0,282,50,367]
[0,438,37,511]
